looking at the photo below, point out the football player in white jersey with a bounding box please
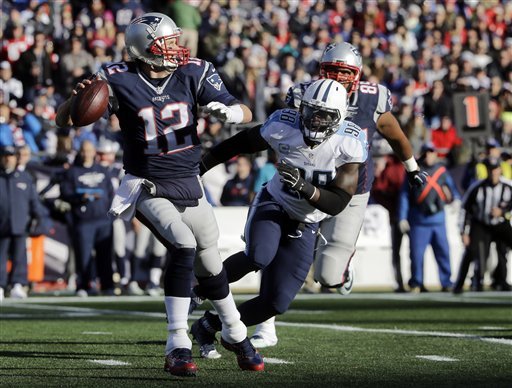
[190,79,369,356]
[249,42,428,348]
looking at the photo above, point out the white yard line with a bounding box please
[276,322,512,346]
[264,357,294,364]
[416,355,458,362]
[88,359,130,366]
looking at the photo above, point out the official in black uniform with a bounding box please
[454,157,512,293]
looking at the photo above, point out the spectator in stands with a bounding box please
[430,115,462,167]
[399,142,460,292]
[166,0,202,58]
[423,80,453,129]
[60,35,95,95]
[220,155,255,206]
[253,149,277,194]
[14,30,54,105]
[0,61,23,107]
[0,145,46,300]
[60,140,115,297]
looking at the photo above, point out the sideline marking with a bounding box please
[82,331,112,335]
[416,355,458,362]
[264,357,294,364]
[276,322,512,347]
[479,326,506,330]
[88,359,130,366]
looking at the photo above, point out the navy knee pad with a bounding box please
[196,267,229,301]
[163,247,195,297]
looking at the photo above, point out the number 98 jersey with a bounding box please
[99,60,238,181]
[261,109,368,223]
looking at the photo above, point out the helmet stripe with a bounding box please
[321,80,333,102]
[311,81,323,100]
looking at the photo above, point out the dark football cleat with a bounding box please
[191,316,221,359]
[221,337,265,371]
[164,348,197,377]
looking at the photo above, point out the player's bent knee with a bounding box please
[272,298,293,315]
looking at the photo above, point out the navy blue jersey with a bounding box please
[100,59,237,182]
[286,81,392,194]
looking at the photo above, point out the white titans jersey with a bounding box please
[261,108,368,223]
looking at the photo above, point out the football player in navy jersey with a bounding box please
[56,12,263,377]
[248,42,428,348]
[190,79,369,356]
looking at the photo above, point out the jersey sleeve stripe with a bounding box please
[198,61,210,93]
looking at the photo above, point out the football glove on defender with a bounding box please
[276,162,316,199]
[407,169,429,188]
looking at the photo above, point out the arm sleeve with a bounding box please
[201,124,269,174]
[313,186,352,216]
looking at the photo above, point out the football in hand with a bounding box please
[70,79,109,127]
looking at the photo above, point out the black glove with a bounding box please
[276,162,315,199]
[407,169,429,188]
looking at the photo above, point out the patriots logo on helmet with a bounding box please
[324,43,336,53]
[207,73,223,91]
[132,15,162,31]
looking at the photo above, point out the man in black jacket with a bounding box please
[0,146,45,300]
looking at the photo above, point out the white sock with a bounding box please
[164,296,192,354]
[253,316,277,338]
[150,268,162,286]
[210,292,247,344]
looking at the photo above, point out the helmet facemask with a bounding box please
[148,32,190,70]
[299,79,348,147]
[320,62,361,94]
[300,102,341,146]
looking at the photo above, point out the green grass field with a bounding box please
[1,292,511,387]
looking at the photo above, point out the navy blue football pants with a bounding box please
[231,189,319,326]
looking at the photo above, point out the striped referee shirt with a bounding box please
[459,177,512,233]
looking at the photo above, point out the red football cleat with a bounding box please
[221,337,265,371]
[164,348,198,377]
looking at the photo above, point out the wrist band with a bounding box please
[228,105,244,124]
[403,157,418,172]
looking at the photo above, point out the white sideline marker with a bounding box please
[82,331,112,335]
[416,355,458,362]
[89,359,130,366]
[479,326,506,330]
[263,357,294,365]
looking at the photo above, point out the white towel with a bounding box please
[108,173,144,221]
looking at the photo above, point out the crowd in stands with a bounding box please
[1,0,511,296]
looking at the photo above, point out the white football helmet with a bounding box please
[320,42,363,94]
[299,79,348,145]
[125,12,190,70]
